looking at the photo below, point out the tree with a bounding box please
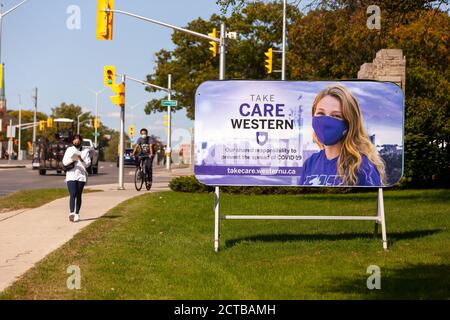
[144,1,302,119]
[149,1,450,185]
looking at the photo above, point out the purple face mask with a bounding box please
[312,115,348,146]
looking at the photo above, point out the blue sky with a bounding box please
[2,0,220,142]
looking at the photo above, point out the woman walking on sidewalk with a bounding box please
[62,134,91,222]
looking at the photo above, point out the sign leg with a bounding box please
[378,188,388,250]
[214,186,220,252]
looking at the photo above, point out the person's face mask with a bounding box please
[73,139,81,148]
[312,116,348,146]
[141,134,147,139]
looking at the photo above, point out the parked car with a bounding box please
[82,138,100,174]
[117,148,136,167]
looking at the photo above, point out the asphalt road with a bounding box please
[0,161,174,197]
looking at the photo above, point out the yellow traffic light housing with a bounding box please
[110,83,125,107]
[94,117,100,129]
[39,120,45,131]
[96,0,114,40]
[264,48,273,74]
[208,28,217,58]
[104,65,116,87]
[163,115,169,126]
[46,118,53,128]
[129,125,135,137]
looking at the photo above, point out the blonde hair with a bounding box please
[312,85,386,185]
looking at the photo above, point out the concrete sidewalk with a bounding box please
[0,166,191,292]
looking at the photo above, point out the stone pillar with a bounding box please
[357,49,406,92]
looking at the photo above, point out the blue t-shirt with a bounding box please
[300,150,381,186]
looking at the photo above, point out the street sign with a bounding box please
[6,125,16,138]
[93,132,100,137]
[161,100,177,107]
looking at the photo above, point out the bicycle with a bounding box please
[134,155,153,191]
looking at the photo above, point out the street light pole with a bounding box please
[82,86,106,147]
[32,87,37,154]
[18,94,22,160]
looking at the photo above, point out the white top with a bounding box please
[62,146,91,182]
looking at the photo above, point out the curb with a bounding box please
[0,165,26,169]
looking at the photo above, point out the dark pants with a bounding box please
[137,155,153,181]
[144,156,154,182]
[67,180,85,214]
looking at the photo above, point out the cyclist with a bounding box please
[132,128,154,183]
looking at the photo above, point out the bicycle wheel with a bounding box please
[134,167,144,191]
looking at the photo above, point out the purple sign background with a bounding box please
[194,80,404,187]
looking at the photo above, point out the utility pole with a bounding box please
[32,87,37,154]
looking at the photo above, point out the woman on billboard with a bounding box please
[300,85,385,186]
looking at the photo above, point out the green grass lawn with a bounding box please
[1,189,449,299]
[0,188,101,212]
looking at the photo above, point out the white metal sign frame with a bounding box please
[213,186,388,252]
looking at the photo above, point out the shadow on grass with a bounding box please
[79,215,122,222]
[225,229,442,248]
[288,190,450,203]
[319,264,450,299]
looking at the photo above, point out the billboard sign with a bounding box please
[194,81,404,187]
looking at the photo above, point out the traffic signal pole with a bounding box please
[115,73,173,171]
[215,22,227,253]
[166,74,172,171]
[103,9,219,44]
[118,74,126,190]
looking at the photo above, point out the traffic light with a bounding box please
[129,125,134,137]
[208,28,217,58]
[46,118,53,128]
[163,115,168,126]
[0,64,3,89]
[96,0,114,40]
[104,65,115,87]
[264,48,273,74]
[110,83,125,107]
[39,120,45,131]
[94,117,100,129]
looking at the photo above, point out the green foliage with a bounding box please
[144,2,302,119]
[169,175,358,194]
[150,1,449,187]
